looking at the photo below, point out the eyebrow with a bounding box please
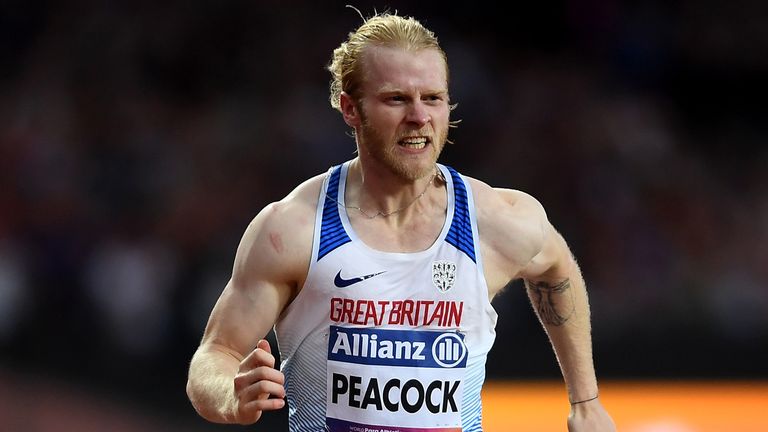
[376,86,448,95]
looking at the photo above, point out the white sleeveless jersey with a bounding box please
[275,161,498,432]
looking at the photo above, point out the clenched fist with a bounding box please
[232,339,286,424]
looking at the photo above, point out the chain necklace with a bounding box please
[326,169,441,219]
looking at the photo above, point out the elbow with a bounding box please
[186,383,223,424]
[186,377,206,419]
[186,378,196,408]
[185,355,199,411]
[186,363,215,422]
[186,366,233,424]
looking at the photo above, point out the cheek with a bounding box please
[435,106,451,123]
[363,106,399,126]
[372,116,405,139]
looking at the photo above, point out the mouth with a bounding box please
[397,136,431,150]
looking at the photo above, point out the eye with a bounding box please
[424,94,444,104]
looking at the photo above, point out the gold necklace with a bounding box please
[327,169,441,219]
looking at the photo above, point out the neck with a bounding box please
[346,158,439,220]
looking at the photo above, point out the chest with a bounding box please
[348,212,446,253]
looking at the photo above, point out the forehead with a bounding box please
[360,45,447,93]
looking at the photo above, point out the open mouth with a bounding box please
[398,136,430,150]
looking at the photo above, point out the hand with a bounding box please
[232,339,286,424]
[567,399,616,432]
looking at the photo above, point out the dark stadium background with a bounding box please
[1,0,766,430]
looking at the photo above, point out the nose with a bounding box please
[405,101,431,127]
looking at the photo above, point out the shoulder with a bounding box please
[232,172,326,286]
[258,172,325,230]
[464,176,548,237]
[245,172,324,239]
[464,176,549,268]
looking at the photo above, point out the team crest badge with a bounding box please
[432,260,457,292]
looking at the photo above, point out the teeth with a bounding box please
[399,137,428,149]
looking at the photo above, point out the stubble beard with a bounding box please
[359,117,448,182]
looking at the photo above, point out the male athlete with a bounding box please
[187,12,616,432]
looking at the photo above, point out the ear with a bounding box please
[340,92,361,128]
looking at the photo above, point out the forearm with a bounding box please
[186,345,241,423]
[524,270,598,402]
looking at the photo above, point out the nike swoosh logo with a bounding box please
[334,270,386,288]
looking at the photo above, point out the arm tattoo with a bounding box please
[525,279,575,326]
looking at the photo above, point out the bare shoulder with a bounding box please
[232,173,325,289]
[261,173,325,229]
[469,178,545,215]
[465,177,549,280]
[466,177,548,246]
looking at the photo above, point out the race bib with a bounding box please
[326,325,467,432]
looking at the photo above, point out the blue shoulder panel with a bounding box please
[445,166,476,263]
[317,165,351,261]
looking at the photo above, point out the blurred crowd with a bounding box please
[1,0,766,422]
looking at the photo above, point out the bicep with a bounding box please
[199,204,302,359]
[519,222,576,281]
[200,276,288,360]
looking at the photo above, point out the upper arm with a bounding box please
[519,221,576,281]
[513,199,576,282]
[474,182,575,286]
[199,199,313,360]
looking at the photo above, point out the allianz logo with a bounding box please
[329,328,467,368]
[432,333,465,368]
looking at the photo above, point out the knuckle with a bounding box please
[233,373,250,391]
[256,350,275,366]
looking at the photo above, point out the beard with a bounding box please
[358,112,448,182]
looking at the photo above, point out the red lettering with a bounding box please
[330,297,342,322]
[449,301,463,326]
[418,300,434,325]
[330,298,464,328]
[426,301,444,326]
[353,300,366,324]
[364,300,380,326]
[342,298,355,323]
[377,301,390,325]
[389,301,402,325]
[402,300,415,325]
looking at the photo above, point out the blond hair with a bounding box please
[327,12,448,112]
